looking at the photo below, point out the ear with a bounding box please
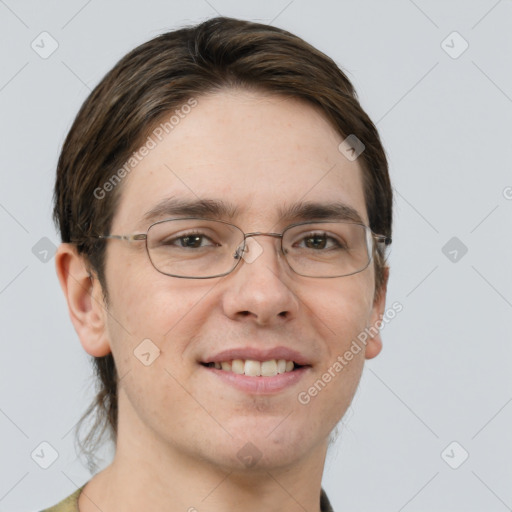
[365,266,389,360]
[55,243,111,357]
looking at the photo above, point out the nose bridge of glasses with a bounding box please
[234,232,284,262]
[244,231,282,240]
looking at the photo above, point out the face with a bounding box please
[79,90,387,472]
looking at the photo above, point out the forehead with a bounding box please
[111,89,368,232]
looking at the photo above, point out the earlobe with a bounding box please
[365,266,389,360]
[55,243,111,357]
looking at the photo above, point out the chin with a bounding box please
[207,442,310,474]
[211,423,318,471]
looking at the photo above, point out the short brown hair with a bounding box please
[53,16,393,471]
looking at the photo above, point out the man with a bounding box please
[45,16,392,512]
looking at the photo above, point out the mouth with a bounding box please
[200,358,311,394]
[198,346,312,394]
[200,359,307,377]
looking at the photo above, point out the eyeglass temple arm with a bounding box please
[374,234,392,245]
[97,234,147,241]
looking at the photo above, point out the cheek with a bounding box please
[292,275,374,428]
[105,246,179,330]
[103,277,209,432]
[295,343,365,442]
[311,274,375,345]
[105,259,216,370]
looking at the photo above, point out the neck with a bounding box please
[78,386,329,512]
[79,423,328,511]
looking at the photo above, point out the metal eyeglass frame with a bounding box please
[94,217,392,279]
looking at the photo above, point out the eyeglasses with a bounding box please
[95,217,392,279]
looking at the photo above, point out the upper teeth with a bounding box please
[210,359,295,377]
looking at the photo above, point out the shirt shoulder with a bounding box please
[320,487,335,512]
[38,483,87,512]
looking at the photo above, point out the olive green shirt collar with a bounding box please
[41,483,334,511]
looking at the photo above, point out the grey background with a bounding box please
[1,1,511,511]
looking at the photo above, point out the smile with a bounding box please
[201,358,303,377]
[200,360,310,394]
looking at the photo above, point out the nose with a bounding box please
[220,234,300,326]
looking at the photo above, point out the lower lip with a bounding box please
[201,365,310,394]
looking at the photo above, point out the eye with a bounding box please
[294,232,346,251]
[162,231,220,249]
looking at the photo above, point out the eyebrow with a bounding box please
[141,197,365,227]
[142,197,239,225]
